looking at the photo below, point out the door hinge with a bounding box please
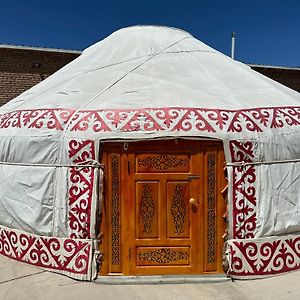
[127,160,130,175]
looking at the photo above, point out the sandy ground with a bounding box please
[1,255,300,300]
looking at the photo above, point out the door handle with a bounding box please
[189,198,198,206]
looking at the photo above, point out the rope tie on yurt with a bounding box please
[227,158,300,167]
[225,246,234,281]
[0,159,104,169]
[91,236,103,280]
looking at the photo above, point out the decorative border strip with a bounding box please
[111,154,121,265]
[0,106,299,133]
[228,235,300,278]
[68,140,95,239]
[229,141,257,239]
[0,225,92,279]
[207,152,216,263]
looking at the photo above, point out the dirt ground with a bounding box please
[1,255,300,300]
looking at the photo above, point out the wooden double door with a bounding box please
[100,139,226,275]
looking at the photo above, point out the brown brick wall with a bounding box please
[0,47,80,106]
[0,72,47,106]
[251,67,300,93]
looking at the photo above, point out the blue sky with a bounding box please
[0,0,299,67]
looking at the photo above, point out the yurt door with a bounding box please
[100,140,226,276]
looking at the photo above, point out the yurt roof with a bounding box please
[2,25,300,111]
[0,25,299,142]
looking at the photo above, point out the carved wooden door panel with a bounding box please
[126,148,199,275]
[122,141,225,275]
[100,140,226,276]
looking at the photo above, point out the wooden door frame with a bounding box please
[99,139,226,276]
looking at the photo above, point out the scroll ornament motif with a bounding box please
[138,154,188,171]
[171,185,187,235]
[1,107,299,133]
[0,225,91,279]
[68,139,95,239]
[207,153,216,263]
[140,184,155,234]
[229,236,300,277]
[111,155,121,265]
[229,140,257,239]
[138,248,189,264]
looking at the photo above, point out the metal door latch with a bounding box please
[188,175,200,180]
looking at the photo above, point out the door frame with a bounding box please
[99,139,226,276]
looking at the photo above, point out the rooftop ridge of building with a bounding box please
[0,44,82,54]
[248,63,300,71]
[0,44,299,70]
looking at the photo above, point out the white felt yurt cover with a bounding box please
[0,26,300,280]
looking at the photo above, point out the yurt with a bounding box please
[1,26,300,281]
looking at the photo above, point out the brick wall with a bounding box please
[251,66,300,93]
[0,47,80,106]
[0,46,299,107]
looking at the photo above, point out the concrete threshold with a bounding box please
[94,274,230,285]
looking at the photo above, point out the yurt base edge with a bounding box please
[0,224,94,281]
[227,235,300,279]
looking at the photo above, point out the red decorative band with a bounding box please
[229,141,257,239]
[68,140,95,239]
[228,235,300,278]
[0,106,299,133]
[0,225,92,279]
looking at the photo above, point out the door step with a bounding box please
[94,274,230,285]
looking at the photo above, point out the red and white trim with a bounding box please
[227,141,300,279]
[228,235,300,278]
[1,106,300,280]
[229,140,257,239]
[68,140,96,239]
[0,106,299,133]
[0,140,98,280]
[0,224,93,280]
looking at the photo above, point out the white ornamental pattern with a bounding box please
[68,140,95,239]
[229,140,257,239]
[0,225,91,279]
[228,235,300,278]
[0,106,299,133]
